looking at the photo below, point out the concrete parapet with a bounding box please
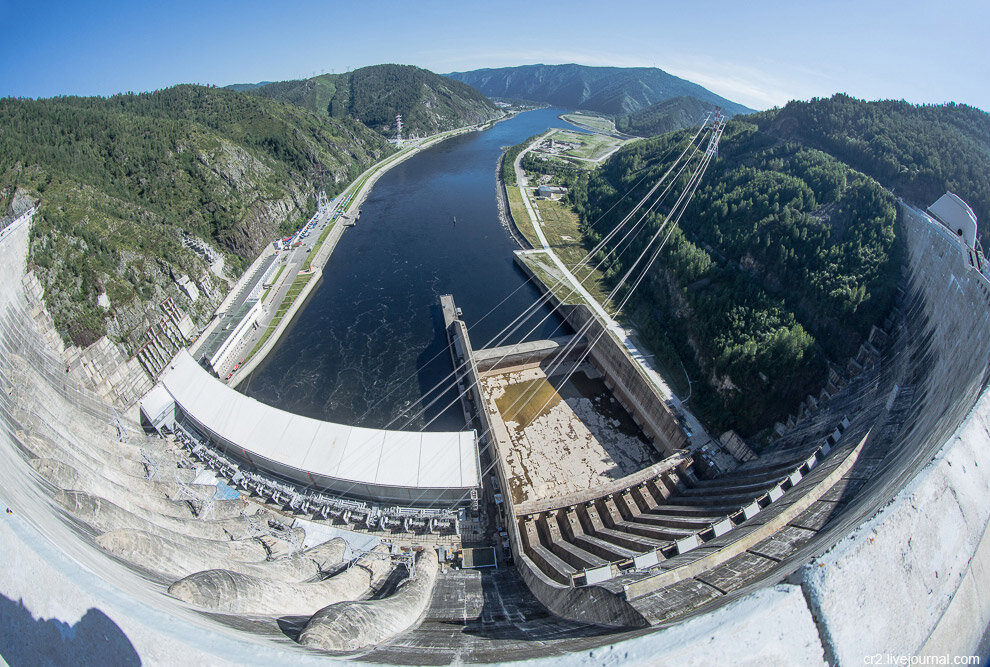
[5,174,990,662]
[791,202,990,662]
[513,453,691,517]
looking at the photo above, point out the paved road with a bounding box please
[216,203,340,381]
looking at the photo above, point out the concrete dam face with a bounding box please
[2,198,990,664]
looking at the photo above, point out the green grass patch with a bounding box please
[303,222,336,270]
[506,186,540,248]
[517,252,582,306]
[561,113,615,134]
[547,130,626,162]
[259,264,285,302]
[246,273,312,358]
[520,250,691,400]
[534,198,617,315]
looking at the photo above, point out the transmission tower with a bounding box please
[395,113,403,144]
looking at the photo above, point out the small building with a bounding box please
[928,191,978,249]
[536,184,568,199]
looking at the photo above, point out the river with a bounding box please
[239,108,587,431]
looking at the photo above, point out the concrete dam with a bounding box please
[2,193,990,663]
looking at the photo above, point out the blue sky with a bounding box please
[0,0,986,111]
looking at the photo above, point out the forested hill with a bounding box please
[446,64,753,117]
[751,94,990,240]
[574,118,903,437]
[615,96,717,137]
[238,64,503,137]
[570,95,989,438]
[0,85,391,349]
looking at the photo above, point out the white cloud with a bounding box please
[662,56,847,110]
[426,48,838,111]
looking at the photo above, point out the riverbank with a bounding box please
[498,129,707,445]
[495,151,533,251]
[227,119,500,386]
[239,107,576,426]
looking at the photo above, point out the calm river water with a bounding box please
[240,108,585,430]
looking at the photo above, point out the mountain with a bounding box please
[572,95,990,437]
[225,81,274,92]
[446,64,754,117]
[615,96,717,136]
[573,120,899,437]
[235,64,503,138]
[750,94,990,240]
[0,85,391,348]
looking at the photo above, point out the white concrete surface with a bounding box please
[802,390,990,663]
[156,350,479,492]
[567,585,826,667]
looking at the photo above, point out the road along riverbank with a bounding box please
[239,108,579,428]
[227,121,502,387]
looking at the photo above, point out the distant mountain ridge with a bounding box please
[616,96,718,136]
[225,81,273,92]
[446,63,754,117]
[571,94,990,435]
[751,94,990,238]
[231,64,503,138]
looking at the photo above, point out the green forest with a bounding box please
[0,85,390,348]
[751,94,990,241]
[568,95,988,437]
[615,96,717,137]
[574,119,903,436]
[245,64,502,137]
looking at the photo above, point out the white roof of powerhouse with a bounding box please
[139,384,173,423]
[159,349,479,489]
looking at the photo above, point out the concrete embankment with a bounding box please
[229,266,322,388]
[495,152,534,250]
[512,252,687,457]
[8,107,990,661]
[794,203,990,661]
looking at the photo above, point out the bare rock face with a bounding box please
[298,548,439,652]
[222,194,303,258]
[6,187,38,217]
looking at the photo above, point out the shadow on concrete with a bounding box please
[0,595,140,666]
[460,569,617,644]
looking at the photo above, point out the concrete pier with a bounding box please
[473,335,586,373]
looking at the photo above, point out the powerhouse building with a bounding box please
[141,349,480,507]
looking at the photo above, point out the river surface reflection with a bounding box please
[240,108,586,430]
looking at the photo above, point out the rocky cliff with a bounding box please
[0,85,391,349]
